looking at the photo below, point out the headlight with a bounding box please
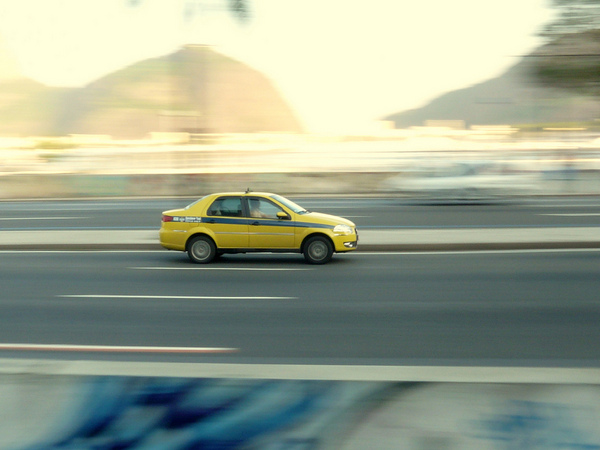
[333,224,353,235]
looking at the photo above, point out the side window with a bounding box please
[207,197,243,217]
[248,198,284,219]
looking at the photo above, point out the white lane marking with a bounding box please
[130,267,312,271]
[0,217,89,221]
[355,248,600,255]
[0,344,237,354]
[58,295,296,300]
[538,213,600,217]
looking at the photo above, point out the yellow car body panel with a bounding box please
[159,192,358,262]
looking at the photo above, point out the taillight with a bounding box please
[162,215,173,222]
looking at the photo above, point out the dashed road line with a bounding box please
[58,294,297,300]
[0,217,89,221]
[130,266,312,271]
[0,344,238,354]
[538,213,600,217]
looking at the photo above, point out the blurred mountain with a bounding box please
[0,37,63,136]
[386,46,600,129]
[0,45,303,138]
[0,79,72,136]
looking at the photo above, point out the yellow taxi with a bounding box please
[159,191,358,264]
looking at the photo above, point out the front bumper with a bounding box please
[333,229,358,252]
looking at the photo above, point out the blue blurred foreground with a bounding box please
[3,374,600,449]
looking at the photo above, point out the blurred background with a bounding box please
[2,3,600,448]
[0,0,598,200]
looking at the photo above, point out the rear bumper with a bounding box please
[159,229,187,251]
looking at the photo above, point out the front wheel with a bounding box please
[303,236,333,265]
[187,236,217,264]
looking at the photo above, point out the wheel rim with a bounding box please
[308,241,327,261]
[191,240,211,261]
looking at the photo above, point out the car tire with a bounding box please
[303,236,333,264]
[187,235,217,264]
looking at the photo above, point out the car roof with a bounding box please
[208,192,277,197]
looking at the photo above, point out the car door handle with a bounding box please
[251,221,260,226]
[208,219,216,224]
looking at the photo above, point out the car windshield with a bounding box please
[270,194,309,214]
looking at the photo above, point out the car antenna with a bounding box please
[245,187,252,193]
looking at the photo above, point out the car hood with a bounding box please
[300,212,355,227]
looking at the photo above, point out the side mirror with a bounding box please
[277,211,291,220]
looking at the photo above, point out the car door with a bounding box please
[246,197,295,249]
[204,196,248,248]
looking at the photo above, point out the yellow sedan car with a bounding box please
[160,191,358,264]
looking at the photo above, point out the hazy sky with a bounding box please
[0,0,555,132]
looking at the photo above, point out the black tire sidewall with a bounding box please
[304,236,333,264]
[188,236,217,264]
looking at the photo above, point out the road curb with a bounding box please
[1,242,599,252]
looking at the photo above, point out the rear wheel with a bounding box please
[303,236,333,264]
[187,236,217,264]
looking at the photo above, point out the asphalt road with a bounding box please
[1,249,599,367]
[1,196,600,231]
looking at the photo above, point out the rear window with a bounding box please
[207,197,243,217]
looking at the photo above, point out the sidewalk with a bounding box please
[0,227,598,251]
